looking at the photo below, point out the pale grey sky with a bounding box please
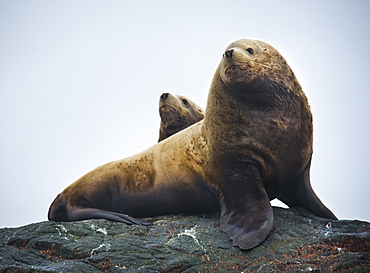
[1,1,369,227]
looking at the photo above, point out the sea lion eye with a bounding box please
[246,48,254,54]
[182,99,188,105]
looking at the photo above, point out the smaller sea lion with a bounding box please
[158,93,204,142]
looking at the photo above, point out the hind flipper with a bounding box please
[278,163,337,220]
[68,207,152,226]
[218,162,273,250]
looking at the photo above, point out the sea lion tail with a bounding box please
[48,194,68,222]
[48,194,152,226]
[67,207,152,226]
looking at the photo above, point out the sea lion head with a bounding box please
[220,39,300,98]
[158,93,204,142]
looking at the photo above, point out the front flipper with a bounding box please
[68,207,152,226]
[218,161,273,250]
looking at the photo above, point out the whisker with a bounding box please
[251,61,270,68]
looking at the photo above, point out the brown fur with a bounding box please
[201,39,336,249]
[48,39,336,250]
[158,93,204,142]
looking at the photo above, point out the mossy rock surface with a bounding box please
[1,207,369,272]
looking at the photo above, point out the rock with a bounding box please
[0,207,369,272]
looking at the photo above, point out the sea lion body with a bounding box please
[49,122,219,224]
[205,40,313,198]
[49,39,336,250]
[201,40,334,248]
[158,93,204,141]
[49,93,208,224]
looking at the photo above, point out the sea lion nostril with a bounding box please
[161,93,169,100]
[224,49,234,58]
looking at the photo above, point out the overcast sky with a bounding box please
[1,1,369,228]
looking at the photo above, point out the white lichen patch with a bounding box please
[176,226,207,254]
[89,223,108,235]
[54,224,69,240]
[90,243,111,255]
[95,227,108,235]
[54,224,68,234]
[326,222,332,229]
[115,265,127,269]
[177,227,197,240]
[324,222,332,237]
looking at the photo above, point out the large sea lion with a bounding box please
[48,39,337,250]
[158,93,204,142]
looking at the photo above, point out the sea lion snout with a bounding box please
[224,49,234,58]
[160,93,169,100]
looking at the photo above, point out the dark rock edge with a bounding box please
[0,207,369,272]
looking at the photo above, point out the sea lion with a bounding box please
[48,39,337,250]
[158,93,204,142]
[202,39,337,249]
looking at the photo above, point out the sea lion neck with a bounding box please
[203,65,295,127]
